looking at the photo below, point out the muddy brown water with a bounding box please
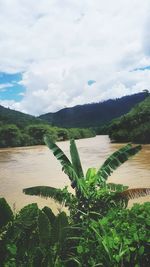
[0,136,149,213]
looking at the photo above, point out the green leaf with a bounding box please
[44,135,80,188]
[70,139,84,179]
[97,144,142,182]
[139,246,144,255]
[42,206,56,225]
[107,183,128,192]
[77,245,84,254]
[15,203,39,229]
[7,244,17,256]
[0,198,13,228]
[38,210,51,247]
[44,135,72,168]
[52,212,68,244]
[23,186,73,204]
[86,168,97,181]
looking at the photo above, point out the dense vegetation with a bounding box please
[0,198,69,266]
[0,105,96,148]
[0,123,95,148]
[20,137,150,266]
[39,92,149,128]
[0,91,149,147]
[1,198,150,266]
[109,95,150,143]
[0,139,150,266]
[0,105,45,128]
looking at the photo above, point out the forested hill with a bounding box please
[0,105,45,128]
[109,95,150,143]
[39,92,149,128]
[0,105,95,148]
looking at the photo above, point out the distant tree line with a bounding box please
[0,124,96,148]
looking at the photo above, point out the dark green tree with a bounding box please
[0,124,22,147]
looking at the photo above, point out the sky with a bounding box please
[0,0,150,115]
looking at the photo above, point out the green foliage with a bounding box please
[39,92,148,128]
[74,202,150,267]
[0,124,22,147]
[1,135,150,266]
[44,136,81,190]
[70,139,84,179]
[38,210,51,247]
[0,122,95,148]
[23,186,74,205]
[0,199,67,266]
[25,124,57,144]
[0,197,13,228]
[52,212,68,245]
[109,95,150,143]
[42,206,56,226]
[24,137,150,222]
[96,144,141,184]
[0,104,45,128]
[0,101,96,148]
[57,128,69,141]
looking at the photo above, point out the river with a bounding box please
[0,136,150,213]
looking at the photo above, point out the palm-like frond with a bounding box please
[70,139,84,179]
[44,136,72,168]
[106,183,128,192]
[97,144,142,183]
[44,136,79,188]
[23,186,73,204]
[118,188,150,200]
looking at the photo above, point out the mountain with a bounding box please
[0,105,95,148]
[39,92,149,128]
[109,95,150,143]
[0,105,45,128]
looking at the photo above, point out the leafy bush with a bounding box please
[109,96,150,143]
[0,199,68,266]
[25,124,57,144]
[73,202,150,267]
[0,123,95,148]
[0,124,22,147]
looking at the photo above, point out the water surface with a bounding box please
[0,136,149,212]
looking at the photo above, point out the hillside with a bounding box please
[109,96,150,143]
[0,105,45,128]
[0,105,95,148]
[39,92,149,128]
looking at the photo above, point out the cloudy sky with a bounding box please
[0,0,150,115]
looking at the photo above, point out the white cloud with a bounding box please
[0,83,13,90]
[0,0,150,115]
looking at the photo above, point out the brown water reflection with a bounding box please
[0,136,149,212]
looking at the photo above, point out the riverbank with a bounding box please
[0,123,96,148]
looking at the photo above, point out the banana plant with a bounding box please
[23,136,150,218]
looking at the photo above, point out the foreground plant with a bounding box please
[0,197,68,267]
[23,137,150,220]
[73,202,150,267]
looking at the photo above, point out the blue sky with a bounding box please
[88,80,96,86]
[133,66,150,71]
[0,72,25,101]
[0,0,150,115]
